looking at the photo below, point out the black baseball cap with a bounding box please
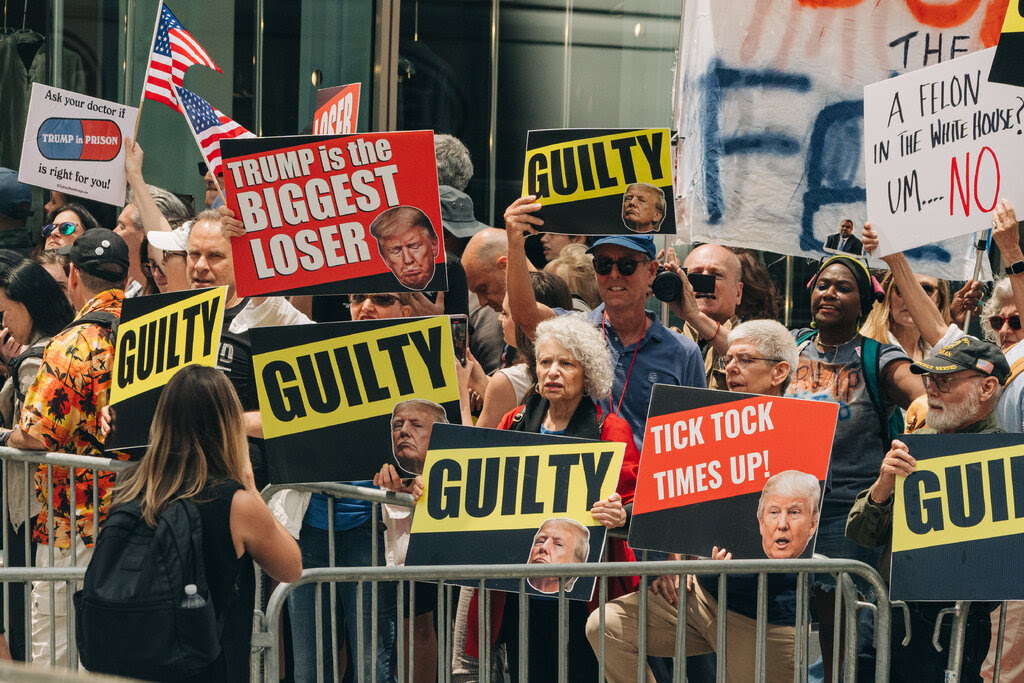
[57,229,130,282]
[910,336,1010,384]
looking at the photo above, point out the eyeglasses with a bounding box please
[592,256,649,276]
[719,354,781,369]
[42,222,77,239]
[141,259,163,278]
[197,161,208,177]
[161,250,187,263]
[349,294,399,307]
[921,373,979,393]
[894,283,936,297]
[989,315,1022,331]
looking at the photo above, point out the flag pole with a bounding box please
[963,227,991,331]
[172,84,229,207]
[133,0,164,141]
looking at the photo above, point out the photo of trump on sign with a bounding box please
[370,205,441,291]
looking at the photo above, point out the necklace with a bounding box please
[814,331,859,363]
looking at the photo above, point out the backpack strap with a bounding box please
[1005,355,1024,389]
[66,310,119,338]
[861,337,904,441]
[8,344,45,403]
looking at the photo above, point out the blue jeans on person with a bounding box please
[809,501,882,683]
[288,521,397,683]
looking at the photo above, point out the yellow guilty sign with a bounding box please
[254,315,459,439]
[412,442,625,533]
[893,444,1024,553]
[111,287,225,404]
[521,129,671,206]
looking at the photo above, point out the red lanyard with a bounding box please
[602,311,643,416]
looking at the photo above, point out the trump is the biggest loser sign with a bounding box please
[222,131,447,297]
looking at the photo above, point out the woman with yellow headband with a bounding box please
[785,252,925,682]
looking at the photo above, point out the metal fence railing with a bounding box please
[0,450,1011,682]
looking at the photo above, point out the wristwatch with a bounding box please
[1005,260,1024,276]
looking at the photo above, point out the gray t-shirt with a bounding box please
[786,330,908,504]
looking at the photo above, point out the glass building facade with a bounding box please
[3,0,682,223]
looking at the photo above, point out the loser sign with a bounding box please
[864,48,1024,257]
[222,131,447,297]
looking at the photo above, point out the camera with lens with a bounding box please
[651,267,717,303]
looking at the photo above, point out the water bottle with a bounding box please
[180,583,206,608]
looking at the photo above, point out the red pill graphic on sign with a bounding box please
[37,119,122,162]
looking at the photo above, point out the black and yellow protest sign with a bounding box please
[520,128,675,235]
[250,315,461,483]
[989,2,1024,88]
[406,424,625,601]
[892,433,1024,601]
[105,287,226,451]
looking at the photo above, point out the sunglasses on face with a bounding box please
[197,161,208,177]
[42,222,77,239]
[592,256,649,276]
[893,283,936,298]
[349,294,399,307]
[989,314,1022,331]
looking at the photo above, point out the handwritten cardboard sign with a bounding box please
[222,131,447,297]
[629,386,835,558]
[18,84,139,206]
[864,48,1024,257]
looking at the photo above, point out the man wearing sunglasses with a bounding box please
[847,336,1007,682]
[505,195,705,454]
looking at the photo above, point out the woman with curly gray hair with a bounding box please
[480,313,640,681]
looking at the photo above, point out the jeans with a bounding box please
[288,522,397,682]
[810,501,882,683]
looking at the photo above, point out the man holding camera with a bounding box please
[664,244,744,390]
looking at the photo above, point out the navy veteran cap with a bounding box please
[910,336,1010,384]
[57,228,130,282]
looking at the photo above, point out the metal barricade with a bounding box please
[252,557,891,683]
[0,446,130,670]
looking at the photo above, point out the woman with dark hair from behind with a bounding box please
[0,259,75,660]
[107,365,301,680]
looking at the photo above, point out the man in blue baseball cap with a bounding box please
[504,196,705,453]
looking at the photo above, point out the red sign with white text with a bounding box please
[628,386,837,557]
[221,131,446,297]
[313,83,360,136]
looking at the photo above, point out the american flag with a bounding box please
[174,85,254,178]
[141,3,221,110]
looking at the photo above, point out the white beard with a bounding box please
[927,388,982,431]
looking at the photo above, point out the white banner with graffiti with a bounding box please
[674,0,1010,278]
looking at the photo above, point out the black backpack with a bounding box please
[74,497,221,680]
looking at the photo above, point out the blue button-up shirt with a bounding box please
[582,304,706,452]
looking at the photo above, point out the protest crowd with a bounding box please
[3,4,1024,683]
